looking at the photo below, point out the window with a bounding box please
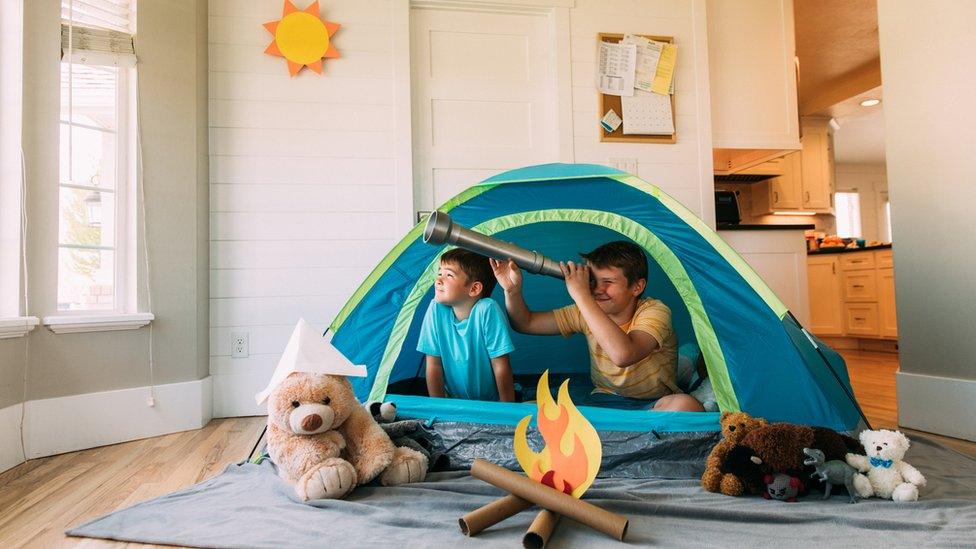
[834,191,862,238]
[58,0,136,313]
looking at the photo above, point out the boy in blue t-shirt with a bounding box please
[417,248,515,401]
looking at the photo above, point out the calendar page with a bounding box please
[621,90,674,135]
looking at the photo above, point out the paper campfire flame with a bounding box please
[514,371,602,499]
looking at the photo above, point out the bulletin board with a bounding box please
[598,33,676,144]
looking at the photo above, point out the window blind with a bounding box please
[61,0,136,67]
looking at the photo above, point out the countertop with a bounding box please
[716,223,815,231]
[807,244,893,255]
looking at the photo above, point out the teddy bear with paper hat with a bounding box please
[256,319,428,501]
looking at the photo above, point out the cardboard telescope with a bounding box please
[423,211,564,279]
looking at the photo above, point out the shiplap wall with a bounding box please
[209,0,714,416]
[209,0,400,415]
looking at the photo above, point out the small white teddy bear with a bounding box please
[846,429,926,502]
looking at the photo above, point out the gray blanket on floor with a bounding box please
[67,435,976,548]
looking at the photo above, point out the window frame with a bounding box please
[834,189,863,239]
[56,48,138,316]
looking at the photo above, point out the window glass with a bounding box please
[834,191,862,238]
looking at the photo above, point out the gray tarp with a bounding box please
[68,434,976,548]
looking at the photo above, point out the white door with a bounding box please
[411,7,559,213]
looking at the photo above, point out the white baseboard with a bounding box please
[897,371,976,442]
[24,376,213,460]
[0,403,27,473]
[213,371,269,418]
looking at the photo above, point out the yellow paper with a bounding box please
[513,371,603,499]
[651,43,677,95]
[264,0,341,77]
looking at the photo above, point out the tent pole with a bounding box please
[786,311,873,431]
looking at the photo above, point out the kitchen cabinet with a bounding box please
[807,255,844,335]
[708,0,800,156]
[752,119,835,215]
[800,119,834,212]
[807,249,897,339]
[878,268,898,337]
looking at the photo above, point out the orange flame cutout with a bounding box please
[514,370,602,499]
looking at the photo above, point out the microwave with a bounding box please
[715,190,741,225]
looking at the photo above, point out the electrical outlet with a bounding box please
[608,157,639,175]
[231,332,249,358]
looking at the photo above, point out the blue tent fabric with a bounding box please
[330,164,865,432]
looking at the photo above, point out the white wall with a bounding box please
[209,0,714,416]
[878,0,976,441]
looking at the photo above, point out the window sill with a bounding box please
[0,316,40,339]
[42,313,154,334]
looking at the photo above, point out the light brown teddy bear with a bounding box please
[267,372,428,501]
[701,411,768,495]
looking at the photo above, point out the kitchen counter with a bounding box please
[808,244,893,255]
[716,223,815,231]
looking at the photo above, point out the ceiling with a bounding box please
[794,0,885,165]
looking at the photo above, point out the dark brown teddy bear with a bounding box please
[701,411,768,496]
[739,422,862,493]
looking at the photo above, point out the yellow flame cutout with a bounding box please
[514,370,603,498]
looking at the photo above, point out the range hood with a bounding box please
[713,149,790,181]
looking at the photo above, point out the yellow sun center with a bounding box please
[275,12,330,65]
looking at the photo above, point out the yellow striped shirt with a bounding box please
[553,298,679,399]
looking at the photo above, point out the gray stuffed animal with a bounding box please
[803,447,860,503]
[365,401,446,472]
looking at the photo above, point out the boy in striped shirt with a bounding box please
[490,241,704,411]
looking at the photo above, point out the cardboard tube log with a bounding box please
[522,510,561,549]
[470,459,628,541]
[423,211,564,279]
[459,494,534,536]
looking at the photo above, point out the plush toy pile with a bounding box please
[701,412,925,504]
[266,372,428,501]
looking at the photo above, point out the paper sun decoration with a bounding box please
[514,370,603,498]
[264,1,341,77]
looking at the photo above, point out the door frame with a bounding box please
[391,0,575,234]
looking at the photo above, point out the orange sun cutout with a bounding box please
[264,1,340,77]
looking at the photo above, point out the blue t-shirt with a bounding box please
[416,298,515,401]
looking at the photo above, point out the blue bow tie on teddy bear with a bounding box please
[870,456,894,468]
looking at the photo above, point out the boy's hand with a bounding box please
[560,261,592,303]
[490,258,523,293]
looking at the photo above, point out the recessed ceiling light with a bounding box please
[860,98,881,107]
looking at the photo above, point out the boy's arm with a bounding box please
[425,355,446,398]
[562,261,659,367]
[490,355,515,402]
[490,258,559,335]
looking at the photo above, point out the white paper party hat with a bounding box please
[254,318,366,405]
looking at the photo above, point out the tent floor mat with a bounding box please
[67,433,976,548]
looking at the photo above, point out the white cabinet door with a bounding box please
[411,8,559,212]
[707,0,800,150]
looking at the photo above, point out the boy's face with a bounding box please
[588,263,645,316]
[434,261,482,306]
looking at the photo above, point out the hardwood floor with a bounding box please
[0,416,266,548]
[0,351,973,547]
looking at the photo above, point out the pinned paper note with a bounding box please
[513,371,603,499]
[254,318,366,405]
[621,34,664,93]
[600,109,622,133]
[596,41,636,96]
[651,42,677,95]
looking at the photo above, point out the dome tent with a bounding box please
[329,163,866,433]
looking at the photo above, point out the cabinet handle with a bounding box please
[854,317,866,321]
[832,263,836,275]
[805,190,810,203]
[853,284,864,289]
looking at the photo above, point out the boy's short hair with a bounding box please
[580,241,648,287]
[440,248,497,299]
